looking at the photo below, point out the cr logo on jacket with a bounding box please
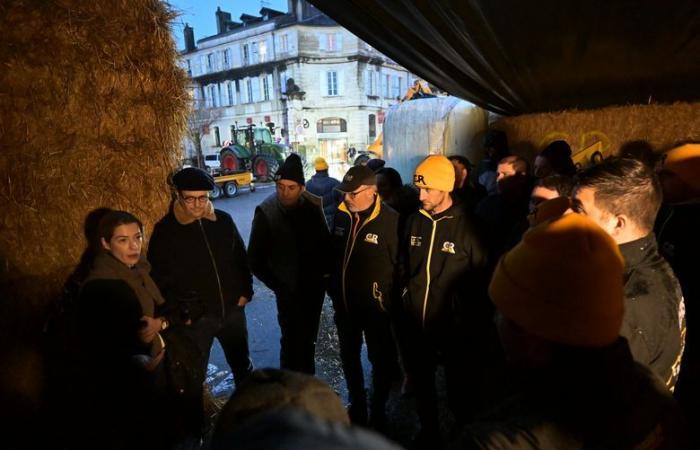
[441,241,456,254]
[365,233,379,245]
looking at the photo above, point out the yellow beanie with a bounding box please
[489,213,625,348]
[414,155,455,192]
[314,157,329,171]
[663,143,700,194]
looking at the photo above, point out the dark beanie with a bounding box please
[275,154,305,185]
[541,140,576,176]
[172,167,215,191]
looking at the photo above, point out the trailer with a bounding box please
[209,171,255,200]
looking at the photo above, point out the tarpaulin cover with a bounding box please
[383,97,487,182]
[309,0,700,115]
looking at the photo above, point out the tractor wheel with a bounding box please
[220,148,240,173]
[354,154,370,166]
[252,155,279,182]
[211,184,223,200]
[223,181,238,198]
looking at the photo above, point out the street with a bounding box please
[205,182,366,401]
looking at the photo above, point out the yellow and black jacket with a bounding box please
[400,202,490,334]
[330,195,399,315]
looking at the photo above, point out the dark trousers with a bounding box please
[189,306,253,385]
[334,305,400,420]
[276,287,325,374]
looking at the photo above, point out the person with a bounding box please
[448,154,486,211]
[528,175,574,219]
[366,158,386,172]
[655,143,700,435]
[533,140,577,178]
[573,157,685,389]
[306,156,343,229]
[477,130,510,195]
[148,167,254,392]
[399,155,490,445]
[75,210,170,449]
[376,166,420,235]
[248,154,331,374]
[453,213,687,449]
[329,165,400,428]
[476,155,533,255]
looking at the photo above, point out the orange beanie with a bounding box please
[414,155,455,192]
[663,143,700,195]
[489,213,625,348]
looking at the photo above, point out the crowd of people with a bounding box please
[53,134,700,450]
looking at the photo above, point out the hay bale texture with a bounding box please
[493,102,700,160]
[0,0,188,402]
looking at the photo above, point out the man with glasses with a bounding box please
[248,154,330,374]
[329,165,400,428]
[149,167,254,396]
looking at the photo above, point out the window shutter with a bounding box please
[337,70,344,96]
[232,44,241,67]
[240,78,249,103]
[279,70,287,93]
[364,70,370,95]
[335,33,343,51]
[267,74,275,100]
[319,70,327,96]
[319,35,327,51]
[251,77,260,102]
[200,55,207,74]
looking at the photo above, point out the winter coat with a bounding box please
[400,202,490,338]
[306,170,343,229]
[330,196,399,315]
[148,200,253,321]
[452,338,687,450]
[248,191,331,297]
[619,234,685,389]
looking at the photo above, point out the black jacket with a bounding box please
[248,191,330,297]
[330,196,399,314]
[452,338,687,450]
[148,206,253,320]
[620,234,685,389]
[400,202,490,336]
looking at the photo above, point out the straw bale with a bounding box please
[492,102,700,161]
[0,0,189,395]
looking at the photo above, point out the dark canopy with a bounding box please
[310,0,700,115]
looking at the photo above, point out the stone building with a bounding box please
[178,0,415,177]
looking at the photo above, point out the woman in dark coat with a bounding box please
[75,210,171,449]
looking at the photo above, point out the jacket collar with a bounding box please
[419,200,459,222]
[619,233,657,270]
[173,199,216,225]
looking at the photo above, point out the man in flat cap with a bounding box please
[329,165,400,428]
[248,154,331,374]
[149,167,254,394]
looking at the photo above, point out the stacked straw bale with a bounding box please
[492,102,700,160]
[0,0,189,407]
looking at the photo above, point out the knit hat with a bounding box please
[413,155,455,192]
[172,167,215,191]
[275,154,305,185]
[662,143,700,194]
[489,213,625,348]
[336,165,376,193]
[313,157,329,172]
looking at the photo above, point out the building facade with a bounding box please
[178,0,415,178]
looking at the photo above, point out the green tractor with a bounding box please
[219,124,286,181]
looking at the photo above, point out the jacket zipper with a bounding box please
[421,219,438,328]
[199,219,226,319]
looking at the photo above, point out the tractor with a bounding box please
[218,124,287,181]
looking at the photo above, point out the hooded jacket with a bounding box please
[400,202,490,336]
[148,200,253,319]
[306,170,343,229]
[330,195,399,314]
[619,234,685,389]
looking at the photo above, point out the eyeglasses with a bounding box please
[345,187,370,199]
[181,195,209,205]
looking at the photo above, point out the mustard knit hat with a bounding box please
[489,213,625,348]
[314,157,329,172]
[413,155,455,192]
[663,143,700,194]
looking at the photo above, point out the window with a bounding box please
[392,75,400,98]
[213,126,221,147]
[319,33,343,51]
[326,71,338,96]
[227,82,235,105]
[222,49,231,69]
[369,114,376,138]
[364,70,378,96]
[280,70,288,93]
[262,75,270,101]
[259,41,267,63]
[185,59,192,77]
[206,53,215,72]
[243,44,249,65]
[251,42,259,64]
[316,117,347,133]
[383,74,391,97]
[230,125,236,141]
[246,79,253,103]
[280,34,289,53]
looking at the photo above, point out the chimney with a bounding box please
[215,7,232,34]
[183,23,195,52]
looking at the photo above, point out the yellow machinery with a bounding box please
[210,171,255,199]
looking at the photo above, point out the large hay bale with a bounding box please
[492,102,700,161]
[0,0,188,410]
